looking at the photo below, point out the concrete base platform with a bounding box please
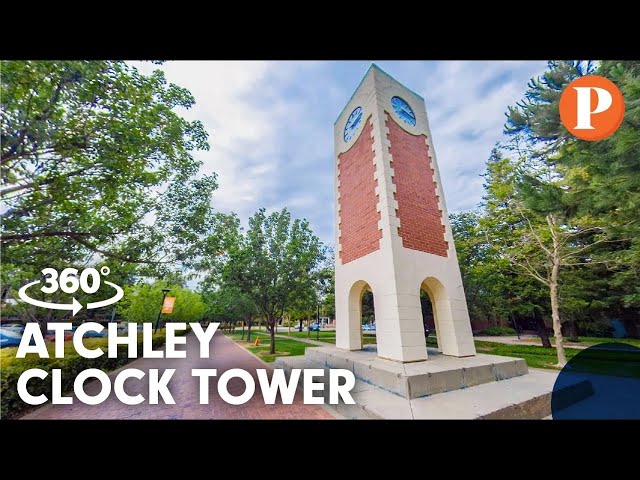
[275,346,591,419]
[302,345,528,399]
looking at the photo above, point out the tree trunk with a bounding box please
[510,315,521,339]
[307,317,311,338]
[549,266,567,367]
[241,320,245,340]
[535,315,552,348]
[563,320,578,342]
[39,309,56,335]
[268,316,276,355]
[246,318,252,342]
[548,214,567,367]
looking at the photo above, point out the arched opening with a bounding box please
[420,278,444,351]
[420,290,438,349]
[361,287,375,346]
[346,280,375,351]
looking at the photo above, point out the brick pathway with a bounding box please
[22,332,334,420]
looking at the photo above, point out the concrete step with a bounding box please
[304,345,528,399]
[275,356,590,419]
[410,370,559,419]
[275,356,383,419]
[327,369,560,419]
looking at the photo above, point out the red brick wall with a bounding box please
[386,113,448,257]
[338,117,382,264]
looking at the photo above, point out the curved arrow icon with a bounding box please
[87,281,123,310]
[18,281,83,316]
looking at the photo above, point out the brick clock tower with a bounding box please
[334,64,476,362]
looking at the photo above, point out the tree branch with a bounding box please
[70,236,172,265]
[508,253,549,286]
[1,231,96,241]
[514,204,552,256]
[0,165,93,196]
[560,237,615,260]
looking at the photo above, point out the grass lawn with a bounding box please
[474,340,581,370]
[278,330,335,340]
[278,330,379,345]
[476,340,640,375]
[564,337,640,347]
[224,329,638,372]
[224,331,313,363]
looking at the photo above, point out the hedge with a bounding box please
[0,326,190,419]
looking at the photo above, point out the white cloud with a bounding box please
[129,61,549,246]
[130,61,284,219]
[414,61,547,212]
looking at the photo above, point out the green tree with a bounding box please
[481,144,611,366]
[212,208,325,354]
[1,61,219,276]
[202,284,257,340]
[287,274,321,338]
[558,62,640,330]
[118,281,206,324]
[504,60,597,152]
[288,294,316,336]
[450,210,511,325]
[317,261,335,322]
[505,60,640,334]
[361,290,375,325]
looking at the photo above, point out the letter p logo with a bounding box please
[560,75,625,141]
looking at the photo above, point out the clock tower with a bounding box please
[334,64,476,362]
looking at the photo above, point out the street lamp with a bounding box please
[316,303,320,341]
[154,288,171,334]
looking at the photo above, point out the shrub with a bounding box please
[0,326,190,419]
[478,326,517,336]
[578,320,613,338]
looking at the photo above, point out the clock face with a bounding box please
[391,96,416,126]
[344,106,363,142]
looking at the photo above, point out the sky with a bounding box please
[131,60,548,248]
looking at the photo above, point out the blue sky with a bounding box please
[132,61,548,247]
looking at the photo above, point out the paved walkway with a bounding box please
[477,335,589,349]
[23,332,334,420]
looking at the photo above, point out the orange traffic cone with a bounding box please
[254,337,260,346]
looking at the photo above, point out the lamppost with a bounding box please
[154,288,171,334]
[316,303,320,341]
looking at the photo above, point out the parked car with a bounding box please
[0,327,22,348]
[2,323,25,334]
[309,323,320,332]
[82,329,107,338]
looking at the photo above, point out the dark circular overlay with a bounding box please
[551,343,640,419]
